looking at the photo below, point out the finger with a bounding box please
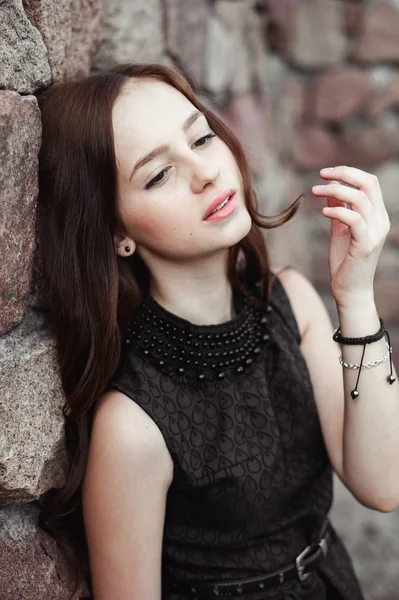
[319,166,384,209]
[322,205,370,248]
[312,182,374,225]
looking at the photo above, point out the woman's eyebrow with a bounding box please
[129,110,204,181]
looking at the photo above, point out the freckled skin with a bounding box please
[112,79,251,267]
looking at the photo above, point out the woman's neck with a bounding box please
[150,281,235,326]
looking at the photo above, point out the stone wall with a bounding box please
[0,1,398,598]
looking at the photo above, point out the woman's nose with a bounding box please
[190,157,220,193]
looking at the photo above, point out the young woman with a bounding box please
[37,63,399,600]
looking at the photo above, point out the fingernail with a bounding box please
[313,185,326,191]
[321,167,334,173]
[323,206,332,213]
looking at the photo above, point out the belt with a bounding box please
[169,523,330,598]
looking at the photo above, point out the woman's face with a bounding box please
[112,79,252,262]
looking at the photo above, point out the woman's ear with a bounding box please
[113,233,136,258]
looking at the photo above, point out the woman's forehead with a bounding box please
[112,79,195,135]
[112,79,200,170]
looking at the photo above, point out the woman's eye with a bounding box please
[145,166,171,190]
[144,134,216,190]
[193,133,216,148]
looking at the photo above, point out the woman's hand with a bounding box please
[312,166,391,308]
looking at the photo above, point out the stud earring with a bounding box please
[125,246,131,254]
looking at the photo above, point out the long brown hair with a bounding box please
[36,63,300,595]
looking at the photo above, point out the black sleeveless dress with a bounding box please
[110,273,365,600]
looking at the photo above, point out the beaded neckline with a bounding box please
[125,288,272,385]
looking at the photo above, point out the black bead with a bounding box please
[218,372,225,379]
[266,306,272,313]
[198,373,206,380]
[143,350,149,355]
[261,316,267,324]
[254,347,260,354]
[237,366,244,373]
[159,360,164,366]
[246,358,253,365]
[263,334,270,341]
[178,367,185,374]
[351,389,359,399]
[387,375,396,384]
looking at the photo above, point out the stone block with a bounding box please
[354,1,399,64]
[0,0,51,94]
[292,0,347,69]
[162,0,208,86]
[341,113,399,166]
[331,477,399,600]
[374,279,399,323]
[265,0,296,54]
[222,94,270,177]
[369,73,399,116]
[291,125,340,171]
[204,1,252,96]
[374,160,399,216]
[0,92,41,336]
[246,4,270,96]
[345,1,364,36]
[0,310,67,504]
[312,68,371,122]
[93,0,164,70]
[23,0,102,82]
[0,503,88,599]
[277,74,306,154]
[204,0,266,97]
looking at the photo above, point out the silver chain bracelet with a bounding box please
[339,342,392,370]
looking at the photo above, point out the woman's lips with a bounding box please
[204,193,237,221]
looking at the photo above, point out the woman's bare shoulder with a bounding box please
[91,389,174,485]
[270,265,318,341]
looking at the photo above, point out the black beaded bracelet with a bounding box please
[332,318,385,345]
[332,317,396,399]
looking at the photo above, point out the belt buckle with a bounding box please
[295,545,312,582]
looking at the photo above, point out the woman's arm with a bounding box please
[82,390,174,600]
[278,267,399,513]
